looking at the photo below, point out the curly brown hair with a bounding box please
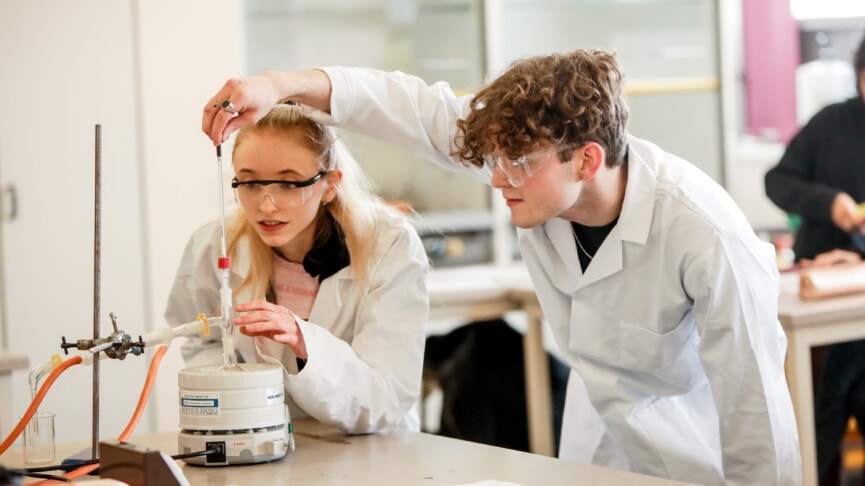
[454,49,629,169]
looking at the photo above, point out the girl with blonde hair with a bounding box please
[166,103,429,433]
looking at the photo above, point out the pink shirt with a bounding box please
[272,254,319,319]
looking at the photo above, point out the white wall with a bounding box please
[0,0,149,444]
[0,0,245,443]
[134,0,246,434]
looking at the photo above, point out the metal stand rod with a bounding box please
[92,124,102,459]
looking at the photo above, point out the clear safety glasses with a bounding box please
[483,144,578,187]
[232,171,328,209]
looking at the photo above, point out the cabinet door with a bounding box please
[0,0,149,442]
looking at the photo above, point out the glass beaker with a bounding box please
[22,412,55,465]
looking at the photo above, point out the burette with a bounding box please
[216,144,237,367]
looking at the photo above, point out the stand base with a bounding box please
[100,439,189,485]
[178,424,290,466]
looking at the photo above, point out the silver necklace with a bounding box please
[572,228,594,261]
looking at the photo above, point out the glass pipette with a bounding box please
[216,144,237,368]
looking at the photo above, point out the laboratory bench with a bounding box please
[0,417,697,485]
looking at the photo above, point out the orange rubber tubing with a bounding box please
[118,345,168,441]
[29,345,169,485]
[0,355,83,456]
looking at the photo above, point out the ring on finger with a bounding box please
[220,99,237,115]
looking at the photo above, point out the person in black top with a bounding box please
[766,33,865,267]
[765,31,865,486]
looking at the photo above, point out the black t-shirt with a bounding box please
[571,218,618,272]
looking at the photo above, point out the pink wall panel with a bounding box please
[742,0,801,143]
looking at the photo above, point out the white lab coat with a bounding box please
[306,66,802,485]
[164,212,430,434]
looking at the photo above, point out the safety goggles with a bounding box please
[232,171,328,208]
[483,144,578,187]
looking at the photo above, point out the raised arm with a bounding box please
[202,69,333,145]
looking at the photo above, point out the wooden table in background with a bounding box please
[428,264,554,456]
[777,273,865,486]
